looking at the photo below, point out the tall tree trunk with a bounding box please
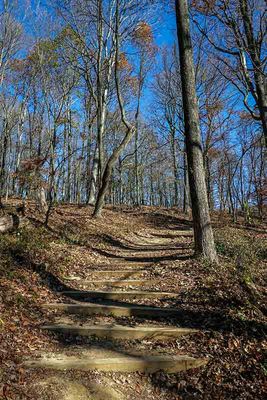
[170,128,179,206]
[66,109,72,202]
[0,118,9,206]
[175,0,217,262]
[134,57,143,206]
[118,157,123,204]
[204,154,213,210]
[62,122,67,201]
[88,145,99,205]
[92,126,134,217]
[92,0,135,218]
[45,125,57,226]
[183,145,189,214]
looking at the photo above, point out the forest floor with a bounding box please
[0,201,266,399]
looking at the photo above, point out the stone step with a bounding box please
[42,323,198,340]
[43,303,182,318]
[60,290,177,300]
[24,354,207,373]
[73,279,155,287]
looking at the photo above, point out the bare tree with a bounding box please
[92,0,137,217]
[153,46,184,207]
[0,2,22,206]
[132,21,155,205]
[192,0,267,148]
[0,1,22,86]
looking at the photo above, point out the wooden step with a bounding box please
[98,260,152,267]
[43,303,182,318]
[64,270,146,279]
[74,279,155,287]
[42,323,198,340]
[24,354,207,373]
[60,290,177,300]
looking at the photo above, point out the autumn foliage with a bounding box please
[132,21,153,47]
[117,52,132,72]
[191,0,217,14]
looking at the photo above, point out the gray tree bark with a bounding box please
[88,145,99,205]
[175,0,217,262]
[170,127,179,206]
[93,0,135,218]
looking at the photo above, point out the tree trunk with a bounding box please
[175,0,217,262]
[170,128,179,206]
[118,157,123,204]
[204,154,214,210]
[92,127,134,217]
[86,122,93,203]
[183,145,189,214]
[88,145,99,205]
[36,186,48,213]
[0,214,20,233]
[66,109,72,202]
[0,119,9,205]
[93,0,135,218]
[134,58,143,206]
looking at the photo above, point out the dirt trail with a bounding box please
[3,206,264,399]
[24,220,209,399]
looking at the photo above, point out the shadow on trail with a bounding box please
[9,207,266,399]
[92,248,193,263]
[36,269,266,341]
[9,246,266,400]
[110,208,193,231]
[99,234,191,252]
[12,252,265,340]
[50,302,267,341]
[142,213,193,231]
[150,232,193,239]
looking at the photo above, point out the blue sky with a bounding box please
[19,0,177,116]
[10,1,169,37]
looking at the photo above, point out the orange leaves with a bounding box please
[205,100,224,116]
[239,111,253,121]
[191,0,217,14]
[9,59,25,73]
[20,157,45,173]
[117,52,132,73]
[191,0,231,14]
[126,76,139,95]
[132,21,153,48]
[208,147,220,158]
[17,157,46,187]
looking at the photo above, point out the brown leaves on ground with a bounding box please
[0,201,266,399]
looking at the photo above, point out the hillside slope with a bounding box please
[0,202,266,399]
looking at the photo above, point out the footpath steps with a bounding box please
[41,323,198,340]
[60,290,177,300]
[72,279,157,287]
[43,302,184,317]
[63,270,148,279]
[24,354,207,373]
[25,230,207,377]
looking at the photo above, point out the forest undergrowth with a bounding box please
[0,201,266,399]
